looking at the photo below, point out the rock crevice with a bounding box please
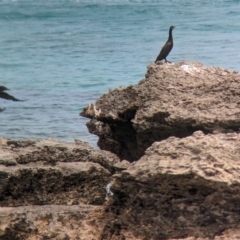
[0,138,120,206]
[101,131,240,239]
[2,61,240,239]
[81,61,240,161]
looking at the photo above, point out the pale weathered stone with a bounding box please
[0,138,120,207]
[0,204,101,240]
[3,61,240,239]
[101,132,240,239]
[81,61,240,161]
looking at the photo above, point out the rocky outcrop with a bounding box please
[81,61,240,161]
[2,131,240,240]
[0,205,101,240]
[0,138,120,206]
[78,61,240,239]
[0,137,120,239]
[3,61,240,239]
[101,131,240,240]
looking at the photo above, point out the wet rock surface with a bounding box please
[81,61,240,161]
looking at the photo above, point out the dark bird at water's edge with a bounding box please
[0,86,23,101]
[155,25,175,63]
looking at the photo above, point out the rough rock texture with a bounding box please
[102,131,240,240]
[2,132,240,239]
[0,137,119,207]
[81,61,240,161]
[0,137,120,239]
[3,61,240,239]
[0,205,101,240]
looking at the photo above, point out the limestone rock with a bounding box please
[0,205,101,240]
[0,137,121,239]
[3,60,240,239]
[0,138,120,207]
[101,131,240,239]
[81,61,240,161]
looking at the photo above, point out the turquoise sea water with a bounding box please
[0,0,240,146]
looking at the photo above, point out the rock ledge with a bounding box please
[81,61,240,161]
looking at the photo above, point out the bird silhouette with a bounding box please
[155,25,175,63]
[0,86,23,101]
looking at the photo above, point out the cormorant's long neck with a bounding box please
[168,29,173,42]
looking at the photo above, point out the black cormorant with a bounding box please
[155,25,175,63]
[0,86,22,101]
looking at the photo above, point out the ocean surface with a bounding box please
[0,0,240,147]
